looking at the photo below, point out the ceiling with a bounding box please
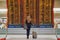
[0,0,6,9]
[54,0,60,8]
[0,0,6,1]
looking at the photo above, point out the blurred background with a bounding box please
[0,0,60,40]
[0,0,60,24]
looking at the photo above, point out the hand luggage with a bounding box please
[32,31,37,39]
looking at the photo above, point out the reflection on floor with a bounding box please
[7,38,56,40]
[6,35,57,40]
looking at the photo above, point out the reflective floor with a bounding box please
[7,38,56,40]
[6,35,57,40]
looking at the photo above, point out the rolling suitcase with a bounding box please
[32,31,37,39]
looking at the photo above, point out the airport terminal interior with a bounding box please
[0,0,60,40]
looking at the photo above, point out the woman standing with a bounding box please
[25,15,32,39]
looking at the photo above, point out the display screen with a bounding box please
[7,0,54,28]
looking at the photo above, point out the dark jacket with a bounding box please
[25,20,32,28]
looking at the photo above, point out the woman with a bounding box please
[25,15,32,39]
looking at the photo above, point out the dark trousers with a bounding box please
[27,28,30,37]
[26,24,31,38]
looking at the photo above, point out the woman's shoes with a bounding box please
[27,36,29,39]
